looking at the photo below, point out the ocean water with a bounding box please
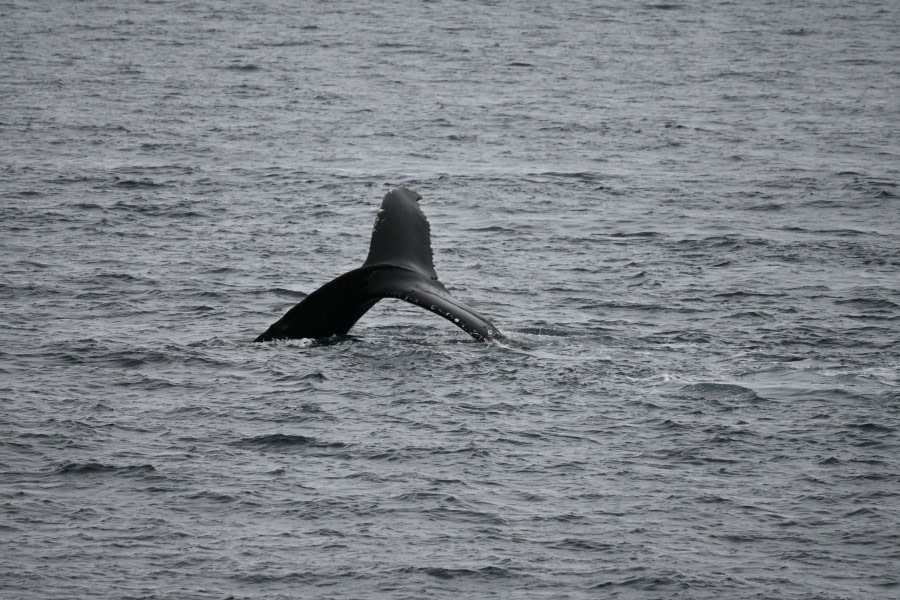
[2,1,899,598]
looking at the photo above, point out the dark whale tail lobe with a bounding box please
[254,188,503,343]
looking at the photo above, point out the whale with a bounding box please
[255,188,503,342]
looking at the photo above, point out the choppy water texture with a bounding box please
[2,1,899,598]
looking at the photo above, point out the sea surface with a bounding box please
[2,1,899,598]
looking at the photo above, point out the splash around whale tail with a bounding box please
[254,188,503,343]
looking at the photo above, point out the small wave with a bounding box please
[230,569,318,584]
[72,201,106,210]
[55,462,156,475]
[394,491,462,503]
[677,383,767,404]
[608,231,662,238]
[103,350,173,368]
[46,175,107,185]
[466,225,519,234]
[743,202,785,211]
[592,571,698,591]
[92,272,142,281]
[835,298,898,310]
[265,287,308,299]
[713,290,787,299]
[845,507,880,518]
[222,63,261,71]
[529,171,607,183]
[399,565,511,580]
[782,226,872,237]
[189,305,216,312]
[550,538,614,551]
[274,371,328,382]
[727,310,775,319]
[114,178,167,189]
[233,433,346,449]
[13,260,51,269]
[696,494,732,504]
[185,490,238,503]
[261,40,313,47]
[847,422,895,433]
[657,418,689,430]
[109,199,205,218]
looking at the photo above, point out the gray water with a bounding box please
[2,1,899,598]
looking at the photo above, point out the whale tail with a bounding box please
[254,188,503,342]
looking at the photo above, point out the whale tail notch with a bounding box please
[254,188,503,343]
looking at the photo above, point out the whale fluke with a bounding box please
[255,188,503,342]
